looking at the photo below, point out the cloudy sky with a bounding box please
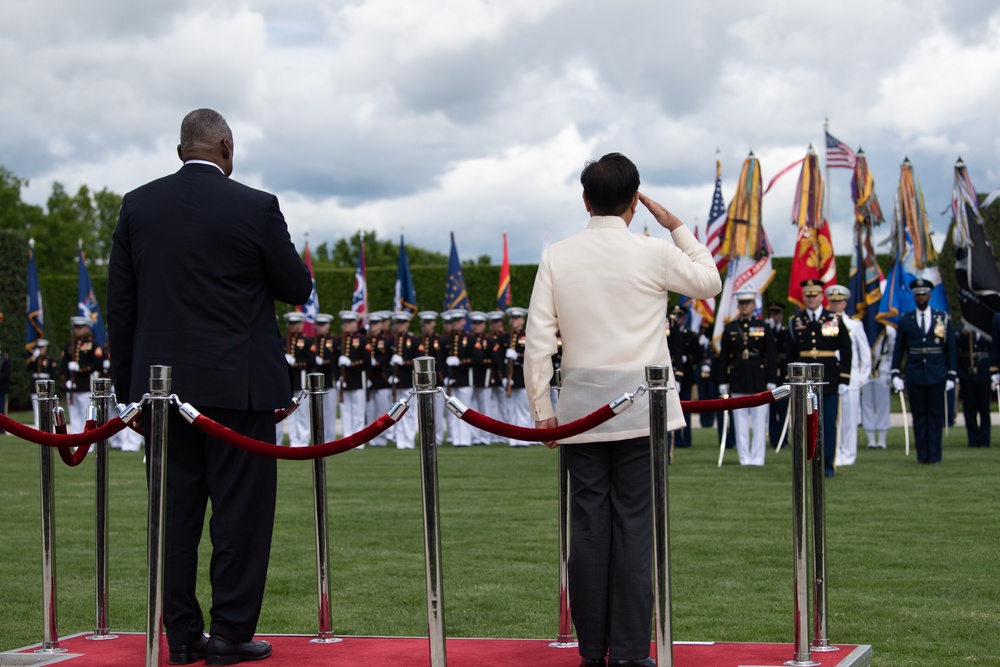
[3,0,1000,265]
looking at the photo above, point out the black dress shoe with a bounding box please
[169,635,208,665]
[609,658,655,667]
[205,635,273,666]
[579,659,607,667]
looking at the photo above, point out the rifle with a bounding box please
[505,329,517,398]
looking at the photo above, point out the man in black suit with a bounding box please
[107,109,311,665]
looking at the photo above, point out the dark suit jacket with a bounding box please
[107,162,312,410]
[890,308,957,386]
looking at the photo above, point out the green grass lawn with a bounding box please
[1,413,998,666]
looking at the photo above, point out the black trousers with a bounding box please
[153,406,277,645]
[960,379,992,448]
[769,395,788,448]
[821,392,838,476]
[565,437,653,661]
[908,382,946,463]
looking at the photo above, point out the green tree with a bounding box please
[0,167,45,236]
[315,241,330,262]
[329,231,447,268]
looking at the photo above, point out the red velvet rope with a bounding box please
[679,389,778,414]
[807,411,818,460]
[190,412,398,460]
[274,404,297,424]
[57,420,99,467]
[461,405,616,442]
[0,412,128,449]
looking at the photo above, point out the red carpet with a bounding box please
[9,632,871,667]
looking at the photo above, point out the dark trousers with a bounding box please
[0,392,7,435]
[908,382,946,463]
[769,395,789,448]
[565,438,653,661]
[153,406,277,645]
[821,392,838,476]
[697,375,716,428]
[961,379,992,448]
[674,382,692,447]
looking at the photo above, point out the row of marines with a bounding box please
[278,306,546,448]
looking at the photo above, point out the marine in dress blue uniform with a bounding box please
[890,279,957,464]
[787,279,853,477]
[956,325,992,448]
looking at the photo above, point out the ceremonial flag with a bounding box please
[351,242,367,323]
[497,232,511,311]
[712,152,775,350]
[77,246,107,346]
[25,241,44,354]
[445,232,472,330]
[788,146,837,308]
[825,130,857,170]
[394,235,418,314]
[704,159,729,272]
[847,149,886,345]
[297,242,318,336]
[682,225,715,331]
[951,158,1000,338]
[876,158,947,328]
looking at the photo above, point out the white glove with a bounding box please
[66,380,74,389]
[284,354,296,366]
[945,379,955,392]
[992,373,999,390]
[892,376,905,392]
[370,357,378,366]
[838,384,849,396]
[719,383,729,396]
[103,359,111,370]
[699,335,710,347]
[32,348,41,360]
[446,356,460,367]
[390,354,404,366]
[338,355,351,367]
[68,361,80,372]
[701,364,711,375]
[502,378,508,389]
[505,348,518,360]
[388,375,398,385]
[315,355,325,366]
[681,355,688,363]
[766,383,776,391]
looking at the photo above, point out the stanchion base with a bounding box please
[32,647,68,654]
[784,660,820,667]
[85,633,119,641]
[811,643,840,652]
[548,640,578,649]
[309,636,343,644]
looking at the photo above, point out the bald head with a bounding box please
[177,108,234,175]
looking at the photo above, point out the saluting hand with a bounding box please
[638,192,682,232]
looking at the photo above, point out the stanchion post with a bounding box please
[87,377,118,641]
[549,367,576,649]
[785,363,818,667]
[646,364,674,667]
[146,366,170,667]
[809,364,836,653]
[307,372,341,644]
[413,356,447,667]
[34,380,66,654]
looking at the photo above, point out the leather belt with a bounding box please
[909,347,942,354]
[799,349,837,358]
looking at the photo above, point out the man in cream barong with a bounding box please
[524,153,720,667]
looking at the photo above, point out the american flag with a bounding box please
[704,160,728,272]
[825,130,857,170]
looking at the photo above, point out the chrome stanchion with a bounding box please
[785,363,818,667]
[809,364,836,653]
[413,356,447,667]
[146,366,170,667]
[87,377,118,641]
[549,368,576,649]
[34,380,66,654]
[647,364,674,667]
[307,373,341,644]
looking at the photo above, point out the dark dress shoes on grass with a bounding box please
[205,635,273,666]
[609,659,655,667]
[168,635,208,665]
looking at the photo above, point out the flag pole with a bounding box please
[824,117,832,228]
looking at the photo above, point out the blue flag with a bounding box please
[445,232,471,330]
[394,235,418,314]
[26,244,44,354]
[846,225,883,346]
[77,248,107,346]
